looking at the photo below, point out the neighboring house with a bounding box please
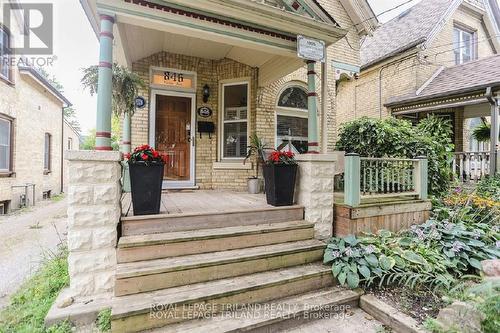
[81,0,377,191]
[0,5,72,213]
[63,120,81,192]
[337,0,500,156]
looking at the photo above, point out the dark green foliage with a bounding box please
[96,309,111,332]
[324,197,499,292]
[477,175,500,202]
[336,116,454,196]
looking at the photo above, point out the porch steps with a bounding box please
[145,287,363,333]
[115,239,325,296]
[111,263,335,333]
[120,205,304,236]
[117,220,314,263]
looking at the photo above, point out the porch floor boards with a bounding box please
[121,190,270,217]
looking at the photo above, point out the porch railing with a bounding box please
[344,154,428,207]
[452,152,490,182]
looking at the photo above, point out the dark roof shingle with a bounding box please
[386,55,500,105]
[361,0,454,68]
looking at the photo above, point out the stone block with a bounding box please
[93,271,115,294]
[68,249,116,275]
[93,184,121,205]
[70,274,95,297]
[68,185,93,206]
[68,229,93,251]
[92,226,118,249]
[68,206,120,228]
[481,259,500,278]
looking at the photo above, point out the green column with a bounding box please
[121,112,131,154]
[344,153,360,207]
[307,61,319,153]
[95,13,115,151]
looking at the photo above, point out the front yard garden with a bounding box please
[327,115,500,332]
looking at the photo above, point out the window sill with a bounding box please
[213,161,253,170]
[0,172,14,178]
[0,75,14,86]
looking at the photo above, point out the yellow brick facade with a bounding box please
[126,0,362,191]
[336,2,497,144]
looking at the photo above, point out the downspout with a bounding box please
[486,87,499,175]
[61,107,64,193]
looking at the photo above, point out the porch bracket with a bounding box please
[95,12,115,151]
[307,60,319,154]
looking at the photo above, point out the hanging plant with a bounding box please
[472,122,493,142]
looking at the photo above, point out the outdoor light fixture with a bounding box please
[203,84,210,103]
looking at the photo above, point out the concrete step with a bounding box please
[120,205,304,236]
[117,221,314,263]
[146,288,363,333]
[115,239,325,296]
[111,263,335,333]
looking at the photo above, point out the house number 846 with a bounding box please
[164,71,184,83]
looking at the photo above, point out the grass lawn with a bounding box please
[0,245,71,333]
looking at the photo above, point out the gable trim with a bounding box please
[423,0,462,49]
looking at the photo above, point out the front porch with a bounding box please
[386,57,500,182]
[121,190,270,216]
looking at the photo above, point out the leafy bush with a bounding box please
[324,195,499,290]
[336,116,454,196]
[96,309,111,332]
[476,175,500,202]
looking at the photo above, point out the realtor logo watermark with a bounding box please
[3,2,53,54]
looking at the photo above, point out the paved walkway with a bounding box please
[0,198,67,309]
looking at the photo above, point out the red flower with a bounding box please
[153,150,159,158]
[124,153,131,160]
[141,153,148,161]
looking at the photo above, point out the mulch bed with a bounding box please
[366,285,447,324]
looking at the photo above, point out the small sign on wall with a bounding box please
[197,106,213,118]
[297,35,325,62]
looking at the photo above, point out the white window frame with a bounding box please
[0,117,11,172]
[453,25,476,65]
[219,79,251,161]
[275,82,309,150]
[0,26,11,82]
[67,137,73,150]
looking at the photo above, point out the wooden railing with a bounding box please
[344,154,428,207]
[452,152,490,182]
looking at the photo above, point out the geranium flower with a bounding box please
[141,153,148,161]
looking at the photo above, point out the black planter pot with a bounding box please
[262,164,297,206]
[128,162,164,216]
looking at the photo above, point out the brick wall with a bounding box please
[0,70,63,210]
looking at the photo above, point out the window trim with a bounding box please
[44,133,51,173]
[67,137,73,151]
[0,114,13,175]
[453,24,477,65]
[274,82,309,150]
[0,24,13,84]
[219,79,251,161]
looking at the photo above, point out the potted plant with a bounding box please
[125,145,168,216]
[244,134,268,194]
[262,150,297,206]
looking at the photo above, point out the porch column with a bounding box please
[95,13,115,151]
[307,61,319,154]
[121,112,131,154]
[491,97,500,175]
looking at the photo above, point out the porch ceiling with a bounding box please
[120,24,276,68]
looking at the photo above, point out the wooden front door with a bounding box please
[155,95,192,184]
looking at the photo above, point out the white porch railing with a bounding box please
[344,154,428,207]
[452,152,490,182]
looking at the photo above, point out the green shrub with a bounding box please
[477,175,500,202]
[0,246,70,333]
[336,116,454,196]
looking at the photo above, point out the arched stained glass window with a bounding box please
[277,87,308,110]
[276,85,309,154]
